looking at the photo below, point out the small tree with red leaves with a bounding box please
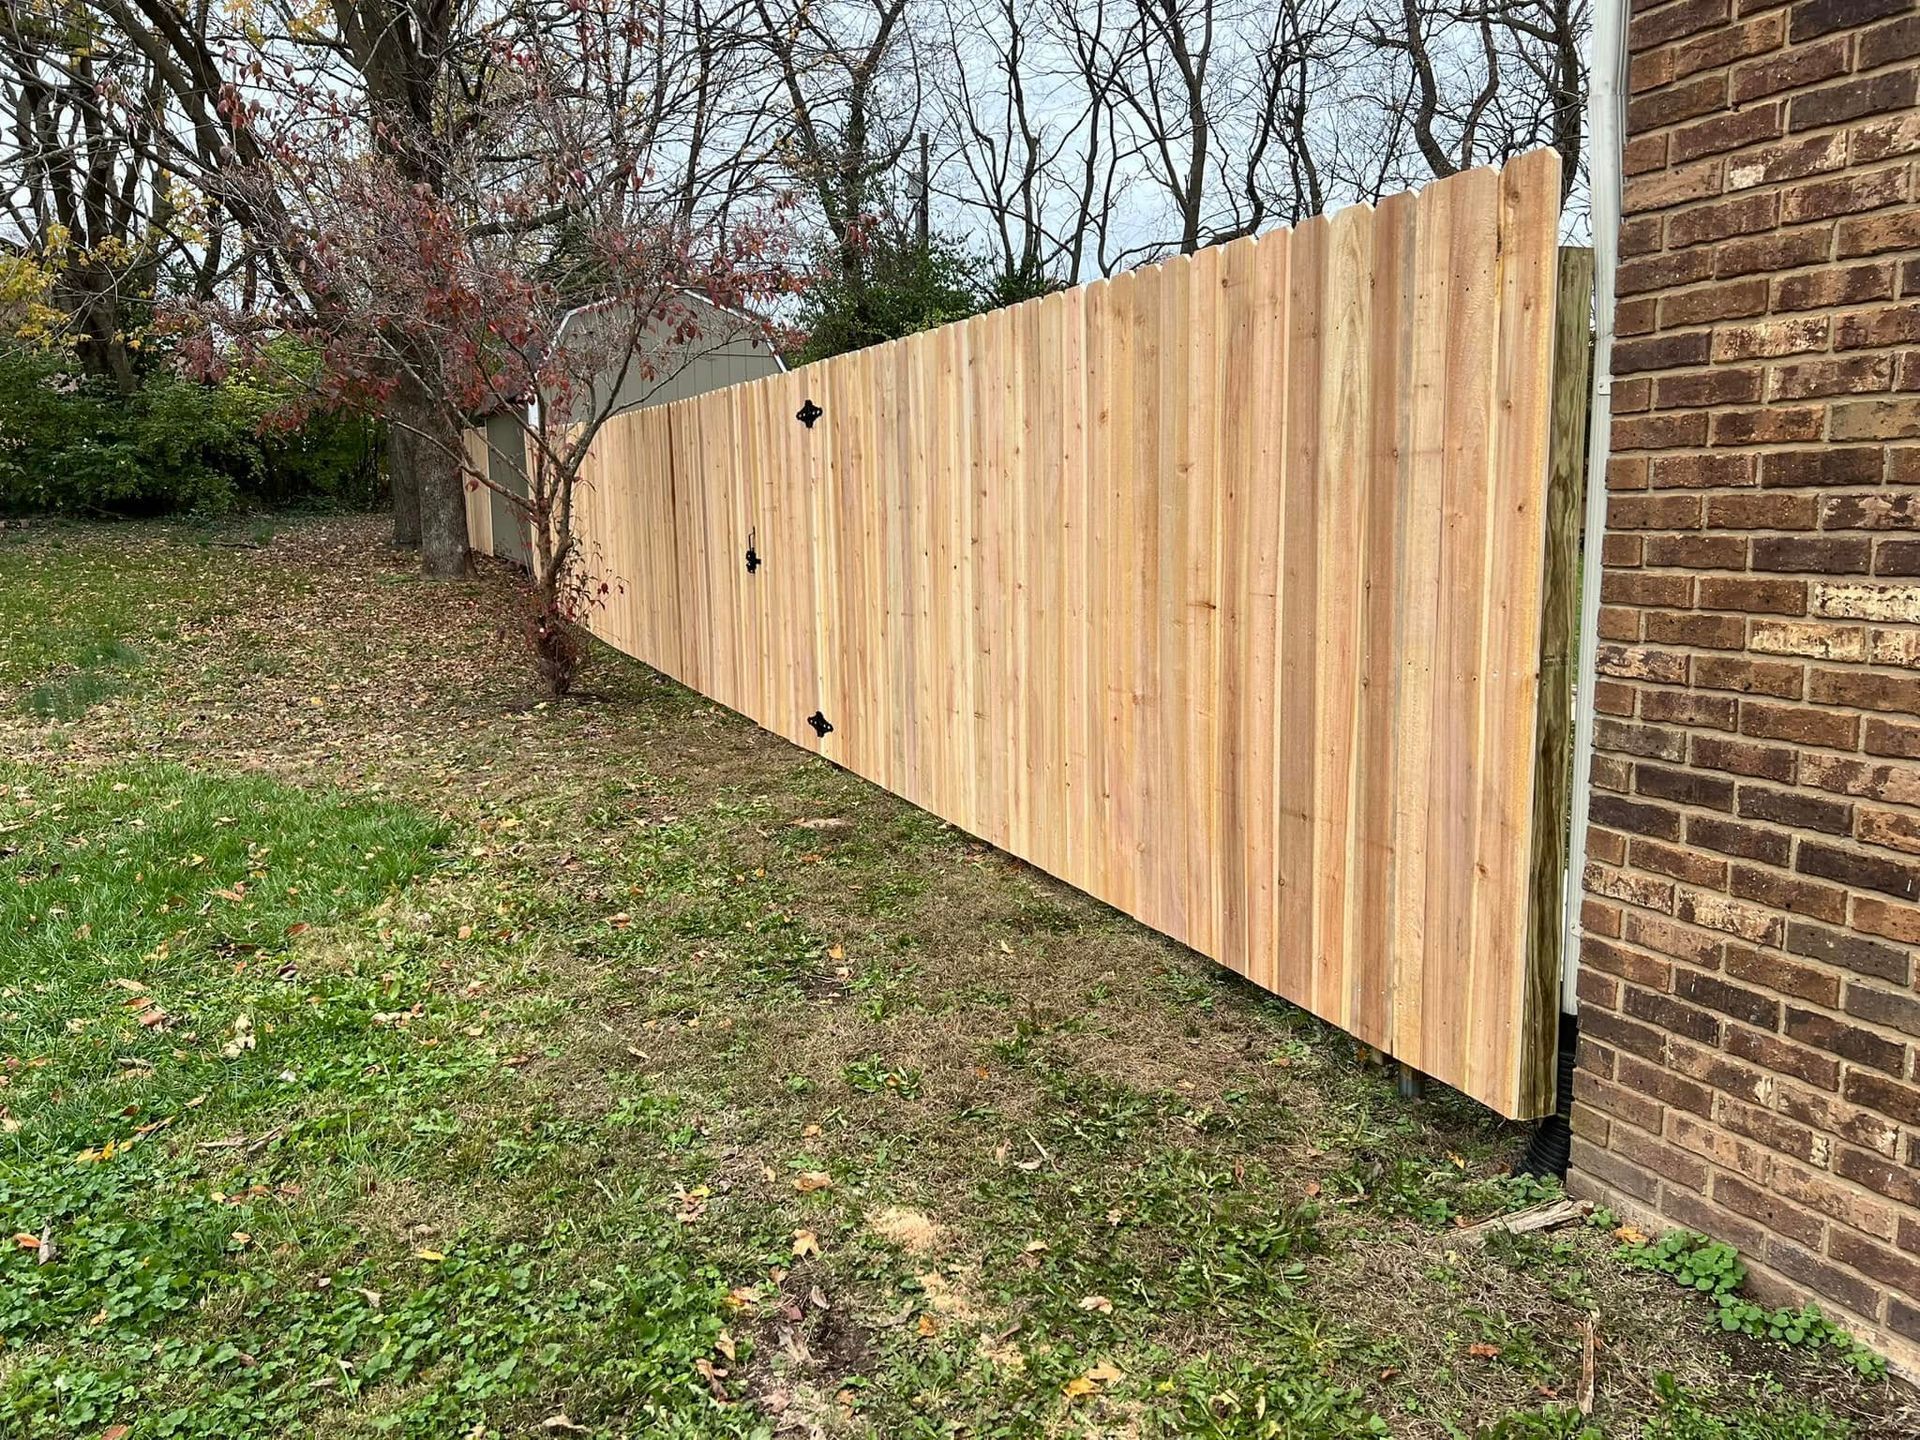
[170,0,794,692]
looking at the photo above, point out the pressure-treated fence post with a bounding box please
[1520,246,1598,1117]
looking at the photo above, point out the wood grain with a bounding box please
[529,153,1568,1118]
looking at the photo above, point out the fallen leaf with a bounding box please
[1077,1294,1113,1314]
[916,1312,940,1337]
[792,1229,820,1258]
[792,1171,833,1193]
[1468,1343,1502,1360]
[413,1249,446,1262]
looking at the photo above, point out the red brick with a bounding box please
[1653,371,1765,411]
[1671,105,1785,166]
[1801,753,1920,803]
[1694,655,1807,698]
[1697,575,1807,612]
[1689,813,1794,863]
[1807,666,1920,714]
[1643,689,1741,728]
[1661,278,1768,326]
[1788,70,1920,131]
[1782,166,1911,226]
[1852,111,1920,166]
[1645,610,1747,648]
[1711,315,1828,360]
[1842,980,1920,1038]
[1675,966,1784,1027]
[1826,1227,1920,1299]
[1714,1171,1829,1249]
[1731,36,1849,102]
[1716,1095,1820,1163]
[1760,447,1887,488]
[1710,492,1817,528]
[1615,1121,1714,1190]
[1626,159,1727,217]
[1837,209,1920,259]
[1710,406,1825,445]
[1676,885,1786,943]
[1571,1136,1661,1204]
[1740,700,1856,747]
[1787,1005,1909,1072]
[1715,227,1832,278]
[1599,718,1691,762]
[1692,733,1798,781]
[1615,331,1714,374]
[1789,0,1913,43]
[1602,571,1693,607]
[1785,919,1912,983]
[1615,377,1655,413]
[1624,132,1670,177]
[1725,130,1849,191]
[1772,1160,1903,1241]
[1637,836,1733,886]
[1626,909,1728,964]
[1727,944,1843,1006]
[1633,0,1733,49]
[1729,861,1850,923]
[1749,535,1872,572]
[1645,533,1747,568]
[1736,783,1853,833]
[1833,396,1920,442]
[1631,45,1676,94]
[1574,1069,1664,1131]
[1673,9,1784,76]
[1864,716,1920,756]
[1611,455,1652,493]
[1773,262,1895,311]
[1614,412,1712,451]
[1859,11,1920,67]
[1833,1144,1920,1206]
[1632,73,1732,131]
[1763,1235,1885,1317]
[1835,302,1920,349]
[1825,492,1920,529]
[1798,839,1920,901]
[1769,354,1895,399]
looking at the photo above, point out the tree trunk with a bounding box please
[390,422,422,548]
[416,415,471,578]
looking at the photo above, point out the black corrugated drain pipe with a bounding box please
[1516,1014,1579,1179]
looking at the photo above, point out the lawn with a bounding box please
[1,516,1914,1439]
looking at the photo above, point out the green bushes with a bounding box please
[0,346,381,518]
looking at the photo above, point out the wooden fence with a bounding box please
[545,149,1582,1119]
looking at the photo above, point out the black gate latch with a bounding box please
[745,528,760,574]
[796,399,823,428]
[807,711,833,738]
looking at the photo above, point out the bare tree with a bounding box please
[1358,0,1587,205]
[751,0,921,282]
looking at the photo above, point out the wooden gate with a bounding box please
[566,149,1587,1118]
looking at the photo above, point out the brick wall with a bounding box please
[1568,0,1920,1368]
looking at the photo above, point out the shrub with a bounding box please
[0,344,380,518]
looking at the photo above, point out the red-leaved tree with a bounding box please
[169,0,795,691]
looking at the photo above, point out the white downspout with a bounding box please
[1560,0,1630,1016]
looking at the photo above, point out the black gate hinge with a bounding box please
[745,528,761,575]
[796,399,823,429]
[807,710,833,738]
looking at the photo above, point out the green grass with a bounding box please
[0,764,765,1437]
[0,519,1906,1440]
